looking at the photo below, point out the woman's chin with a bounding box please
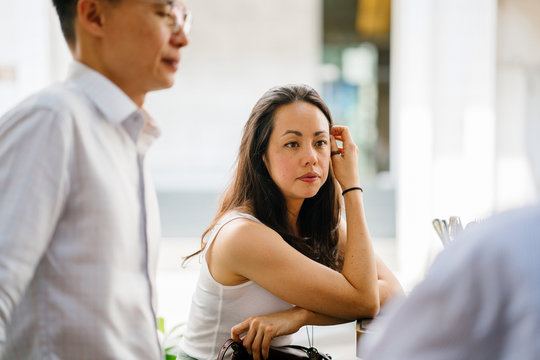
[301,188,322,199]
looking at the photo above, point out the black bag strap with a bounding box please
[217,339,332,360]
[276,345,332,360]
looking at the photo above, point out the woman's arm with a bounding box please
[228,212,402,360]
[377,257,404,305]
[231,259,402,360]
[231,307,347,359]
[228,222,403,359]
[230,258,402,360]
[337,222,404,306]
[329,125,380,315]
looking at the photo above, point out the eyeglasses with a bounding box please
[140,0,192,35]
[167,1,192,35]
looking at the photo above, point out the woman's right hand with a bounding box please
[330,126,361,190]
[231,308,306,360]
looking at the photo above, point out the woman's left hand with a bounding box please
[231,307,306,360]
[329,126,361,190]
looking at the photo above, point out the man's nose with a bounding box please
[171,29,189,48]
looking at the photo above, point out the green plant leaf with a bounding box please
[165,322,186,338]
[158,317,165,333]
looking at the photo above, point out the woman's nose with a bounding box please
[303,146,318,166]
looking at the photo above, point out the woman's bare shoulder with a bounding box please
[208,215,290,285]
[215,215,278,249]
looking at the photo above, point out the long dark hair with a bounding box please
[185,84,342,270]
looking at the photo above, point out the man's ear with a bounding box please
[77,0,107,38]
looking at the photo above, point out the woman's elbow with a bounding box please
[379,280,405,306]
[351,294,380,319]
[362,299,380,318]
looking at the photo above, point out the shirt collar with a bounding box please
[67,61,139,126]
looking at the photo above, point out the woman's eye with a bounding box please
[315,140,328,147]
[285,142,299,148]
[156,11,169,17]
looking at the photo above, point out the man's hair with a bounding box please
[51,0,79,45]
[51,0,120,46]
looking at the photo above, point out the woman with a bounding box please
[178,85,403,360]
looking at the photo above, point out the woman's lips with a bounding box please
[298,174,319,183]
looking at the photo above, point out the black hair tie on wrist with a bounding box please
[342,186,363,196]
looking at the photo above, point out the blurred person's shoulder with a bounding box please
[458,203,540,258]
[425,203,540,289]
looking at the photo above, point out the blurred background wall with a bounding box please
[392,0,540,286]
[1,0,539,290]
[146,0,396,242]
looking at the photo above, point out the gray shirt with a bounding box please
[0,62,162,359]
[362,204,540,360]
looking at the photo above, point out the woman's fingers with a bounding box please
[329,125,360,189]
[331,126,358,156]
[261,330,273,360]
[231,320,249,342]
[231,314,285,360]
[233,317,267,359]
[238,319,256,356]
[330,134,339,152]
[330,135,342,158]
[330,126,355,151]
[250,328,265,360]
[330,125,350,139]
[331,130,344,159]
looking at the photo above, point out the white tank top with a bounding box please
[179,212,294,360]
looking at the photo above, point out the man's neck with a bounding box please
[74,47,145,108]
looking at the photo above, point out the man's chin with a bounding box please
[150,79,176,92]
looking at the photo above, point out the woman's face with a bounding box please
[263,101,331,207]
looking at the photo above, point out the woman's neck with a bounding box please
[286,199,304,236]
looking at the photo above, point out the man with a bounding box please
[0,0,189,358]
[362,120,540,358]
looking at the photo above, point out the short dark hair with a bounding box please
[51,0,120,46]
[51,0,78,45]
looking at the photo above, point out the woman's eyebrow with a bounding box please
[280,130,302,137]
[280,130,329,137]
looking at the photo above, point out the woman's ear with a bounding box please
[77,0,107,38]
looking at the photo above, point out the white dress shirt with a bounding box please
[0,62,162,359]
[362,204,540,360]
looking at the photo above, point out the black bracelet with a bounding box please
[342,186,363,196]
